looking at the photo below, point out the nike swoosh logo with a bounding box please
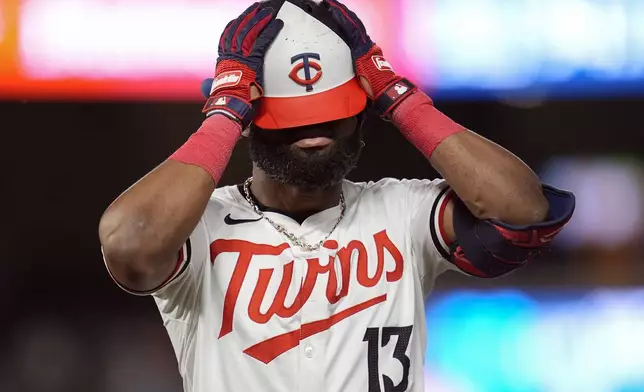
[224,214,262,225]
[242,294,387,364]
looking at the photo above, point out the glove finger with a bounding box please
[347,8,368,36]
[327,0,368,33]
[218,19,236,55]
[250,18,284,86]
[323,1,351,35]
[224,2,261,52]
[324,0,370,45]
[201,78,214,99]
[250,18,284,58]
[236,7,276,56]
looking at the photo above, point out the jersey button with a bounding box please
[304,345,314,358]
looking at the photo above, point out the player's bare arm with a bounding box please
[358,76,547,239]
[327,0,574,277]
[99,4,283,292]
[425,125,549,241]
[99,161,214,292]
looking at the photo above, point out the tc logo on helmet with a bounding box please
[289,52,323,92]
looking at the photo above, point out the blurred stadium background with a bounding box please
[1,0,644,391]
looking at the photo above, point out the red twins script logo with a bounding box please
[211,229,403,364]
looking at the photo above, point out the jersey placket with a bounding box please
[292,247,329,392]
[264,210,340,392]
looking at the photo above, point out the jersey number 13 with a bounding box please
[363,325,413,392]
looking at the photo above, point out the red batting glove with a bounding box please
[324,0,417,118]
[203,2,283,128]
[324,0,466,159]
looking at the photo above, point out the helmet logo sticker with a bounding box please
[289,52,323,92]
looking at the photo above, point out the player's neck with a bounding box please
[250,169,342,215]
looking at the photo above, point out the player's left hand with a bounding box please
[324,0,417,117]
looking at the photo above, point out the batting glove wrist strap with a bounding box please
[373,78,418,118]
[203,95,254,126]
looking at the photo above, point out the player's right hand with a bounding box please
[202,2,283,128]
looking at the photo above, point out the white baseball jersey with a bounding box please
[109,178,458,392]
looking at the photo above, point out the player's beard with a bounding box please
[248,122,364,189]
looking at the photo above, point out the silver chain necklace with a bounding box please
[242,177,346,252]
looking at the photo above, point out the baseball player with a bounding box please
[99,1,575,391]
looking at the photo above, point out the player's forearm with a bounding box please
[392,90,548,225]
[99,115,241,290]
[99,160,214,287]
[430,131,547,224]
